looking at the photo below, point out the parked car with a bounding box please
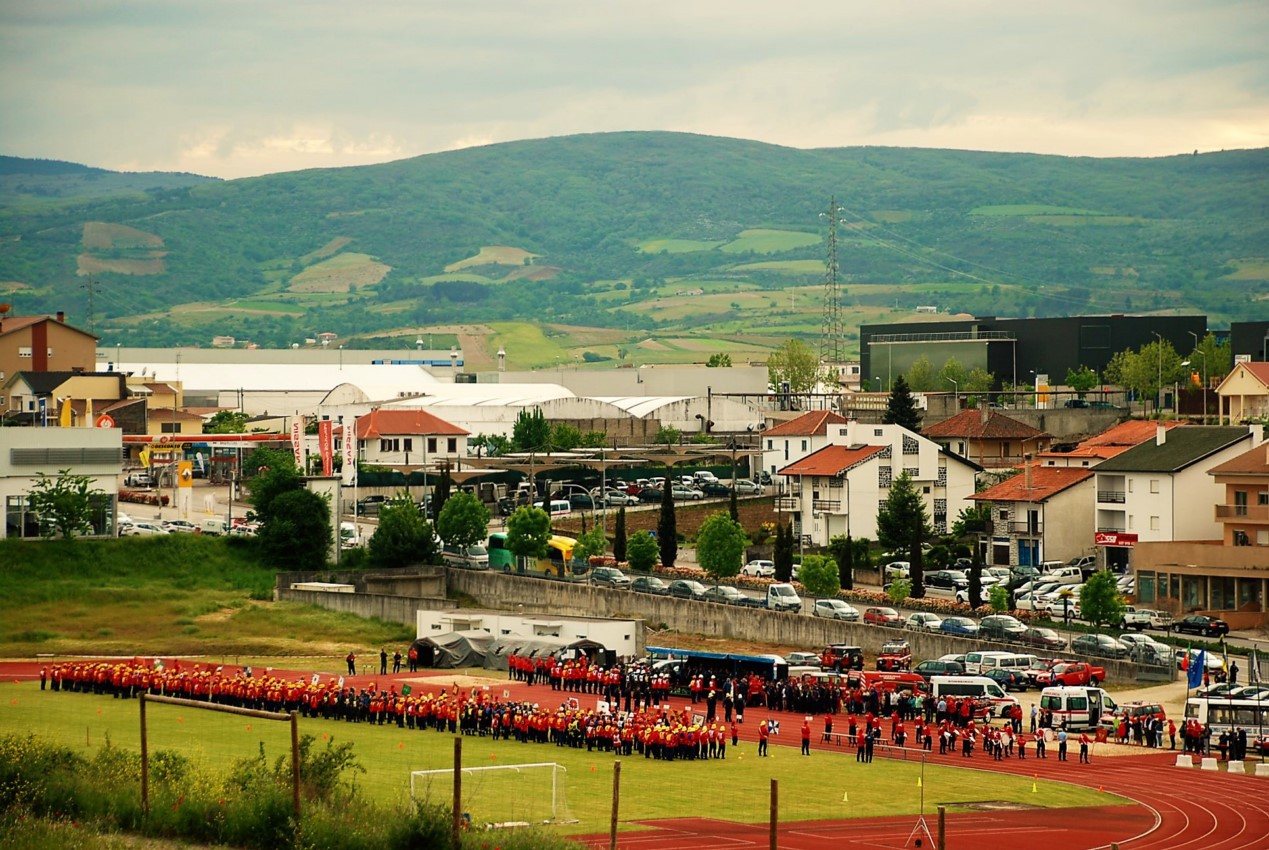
[602,489,639,506]
[1020,627,1065,651]
[699,482,733,497]
[883,561,911,580]
[785,651,823,666]
[442,543,490,570]
[924,569,969,594]
[914,659,965,680]
[668,579,707,600]
[355,494,387,515]
[979,615,1028,642]
[741,559,776,578]
[821,644,865,671]
[124,471,155,488]
[630,576,670,595]
[161,519,198,534]
[1174,648,1226,672]
[1173,614,1230,637]
[590,567,631,588]
[939,616,980,637]
[863,606,904,627]
[733,480,764,495]
[703,585,763,607]
[636,488,663,503]
[985,668,1029,691]
[1121,606,1172,631]
[124,521,168,536]
[813,598,860,621]
[1072,633,1128,659]
[568,493,596,510]
[670,485,704,501]
[904,612,943,633]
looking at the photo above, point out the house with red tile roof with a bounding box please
[760,410,849,483]
[921,409,1052,471]
[969,466,1096,567]
[1037,420,1190,468]
[775,421,979,547]
[1215,361,1269,424]
[354,408,469,468]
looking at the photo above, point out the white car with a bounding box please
[125,521,168,536]
[813,599,860,621]
[733,480,764,495]
[741,559,776,578]
[162,520,198,534]
[883,561,910,580]
[905,612,943,632]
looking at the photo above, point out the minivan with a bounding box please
[766,583,802,612]
[977,652,1038,677]
[930,675,1019,717]
[442,543,490,570]
[533,499,571,519]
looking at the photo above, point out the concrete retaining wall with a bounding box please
[276,589,453,626]
[275,568,454,627]
[444,570,1146,681]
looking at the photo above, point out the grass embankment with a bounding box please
[0,536,413,659]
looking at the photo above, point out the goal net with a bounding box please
[410,761,576,826]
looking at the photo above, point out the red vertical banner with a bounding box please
[291,417,305,470]
[318,420,334,477]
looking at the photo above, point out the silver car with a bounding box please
[812,599,860,621]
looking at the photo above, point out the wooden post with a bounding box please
[452,737,463,850]
[139,693,149,816]
[938,804,946,850]
[609,760,621,850]
[770,778,778,850]
[290,711,301,823]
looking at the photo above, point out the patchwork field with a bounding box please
[637,237,725,254]
[720,228,821,254]
[289,252,391,292]
[444,245,539,272]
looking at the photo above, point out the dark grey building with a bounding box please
[860,315,1207,390]
[1231,321,1269,362]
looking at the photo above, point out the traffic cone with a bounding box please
[1031,782,1037,793]
[917,776,922,787]
[842,792,849,802]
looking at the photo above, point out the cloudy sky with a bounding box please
[3,1,1266,179]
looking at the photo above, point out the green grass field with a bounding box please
[969,204,1109,217]
[720,229,821,254]
[637,238,724,254]
[730,259,825,273]
[0,685,1124,834]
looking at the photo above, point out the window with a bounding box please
[998,509,1009,521]
[1235,491,1248,516]
[160,422,181,434]
[801,439,808,451]
[447,438,457,453]
[1259,491,1268,506]
[874,429,883,437]
[766,439,773,450]
[403,438,413,453]
[18,346,32,357]
[1128,480,1134,493]
[1150,479,1160,494]
[1150,516,1160,531]
[427,437,437,453]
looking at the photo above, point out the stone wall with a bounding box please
[551,497,779,543]
[275,567,454,627]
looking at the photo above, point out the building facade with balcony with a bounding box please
[1131,443,1269,628]
[760,411,849,485]
[1092,425,1262,569]
[1216,361,1269,425]
[969,467,1096,567]
[921,409,1053,472]
[775,421,979,548]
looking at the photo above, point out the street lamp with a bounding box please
[947,377,959,409]
[1151,332,1163,415]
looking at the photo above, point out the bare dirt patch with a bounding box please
[77,254,166,276]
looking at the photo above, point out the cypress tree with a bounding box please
[658,471,677,568]
[883,375,923,432]
[614,507,628,562]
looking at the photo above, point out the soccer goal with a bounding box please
[410,761,576,826]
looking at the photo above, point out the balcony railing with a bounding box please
[1097,526,1126,534]
[774,496,800,512]
[1215,504,1269,521]
[1010,522,1043,535]
[812,499,842,514]
[1097,491,1126,504]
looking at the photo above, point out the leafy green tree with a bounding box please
[549,423,582,451]
[939,357,967,393]
[1065,365,1099,397]
[246,448,303,523]
[1105,339,1186,411]
[886,577,911,607]
[435,491,490,550]
[988,584,1009,613]
[696,512,746,584]
[797,554,840,597]
[205,410,248,434]
[469,433,512,457]
[256,489,331,570]
[654,425,681,445]
[828,534,865,590]
[1080,570,1126,628]
[580,430,609,448]
[706,352,733,368]
[506,505,551,573]
[626,531,659,572]
[767,338,820,393]
[574,526,608,563]
[26,468,105,539]
[964,367,995,393]
[952,503,990,537]
[658,475,678,568]
[1194,332,1232,382]
[903,355,936,392]
[613,506,628,562]
[883,375,922,432]
[511,407,551,452]
[877,471,932,598]
[369,497,439,567]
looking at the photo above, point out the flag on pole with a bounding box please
[59,399,72,427]
[1187,649,1206,689]
[1251,649,1261,686]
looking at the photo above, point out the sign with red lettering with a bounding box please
[318,419,334,477]
[1095,532,1138,547]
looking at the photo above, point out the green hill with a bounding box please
[1,132,1266,350]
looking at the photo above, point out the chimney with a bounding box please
[981,408,989,426]
[1024,454,1032,491]
[56,311,65,323]
[1156,424,1166,446]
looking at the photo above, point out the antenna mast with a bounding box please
[819,197,844,364]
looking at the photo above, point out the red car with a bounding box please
[864,606,904,627]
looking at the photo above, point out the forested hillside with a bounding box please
[0,132,1265,356]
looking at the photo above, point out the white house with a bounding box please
[1216,361,1269,424]
[970,466,1096,567]
[761,411,850,484]
[775,421,980,547]
[354,407,470,468]
[1093,424,1262,568]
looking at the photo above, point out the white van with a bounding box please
[533,499,571,519]
[339,522,362,549]
[1039,686,1118,731]
[766,583,802,612]
[930,675,1019,717]
[976,653,1038,676]
[962,651,1012,675]
[199,518,229,536]
[442,543,490,570]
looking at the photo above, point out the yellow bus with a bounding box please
[536,534,578,578]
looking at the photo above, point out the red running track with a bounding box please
[5,661,1267,849]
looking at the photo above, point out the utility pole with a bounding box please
[819,196,845,365]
